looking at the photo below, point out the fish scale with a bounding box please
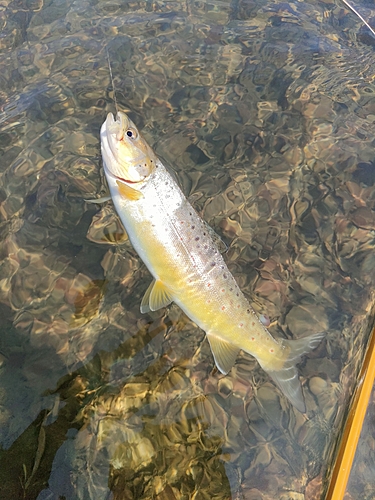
[100,111,325,413]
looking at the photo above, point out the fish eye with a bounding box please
[126,129,137,139]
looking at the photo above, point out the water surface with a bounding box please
[1,0,375,498]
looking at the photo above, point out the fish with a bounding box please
[99,111,324,413]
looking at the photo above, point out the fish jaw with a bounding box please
[100,112,157,184]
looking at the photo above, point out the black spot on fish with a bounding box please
[191,225,195,229]
[223,273,227,279]
[195,237,199,241]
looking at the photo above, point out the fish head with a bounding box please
[100,111,157,184]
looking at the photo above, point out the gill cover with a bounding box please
[100,112,157,183]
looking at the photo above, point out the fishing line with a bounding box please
[340,0,375,38]
[106,46,119,116]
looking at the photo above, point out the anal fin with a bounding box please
[140,279,173,313]
[206,333,239,374]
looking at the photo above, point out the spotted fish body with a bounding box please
[100,112,324,413]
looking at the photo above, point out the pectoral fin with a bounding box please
[140,279,173,313]
[85,195,112,204]
[206,333,239,374]
[116,180,144,201]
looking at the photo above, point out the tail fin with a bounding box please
[264,332,325,413]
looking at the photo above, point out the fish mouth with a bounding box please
[101,113,140,181]
[105,112,123,136]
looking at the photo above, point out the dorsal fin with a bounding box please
[203,220,227,254]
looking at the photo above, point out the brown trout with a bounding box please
[100,111,324,412]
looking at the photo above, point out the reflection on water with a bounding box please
[1,0,375,498]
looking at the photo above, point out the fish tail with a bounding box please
[262,332,324,413]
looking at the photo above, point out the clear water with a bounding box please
[1,0,375,498]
